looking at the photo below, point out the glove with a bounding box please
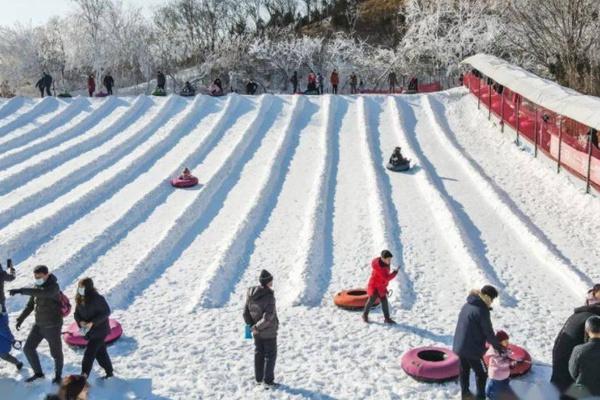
[15,319,22,331]
[252,326,259,336]
[8,289,21,296]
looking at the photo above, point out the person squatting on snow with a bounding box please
[45,374,89,400]
[74,278,113,380]
[290,71,298,94]
[362,250,398,324]
[551,286,600,397]
[179,167,193,180]
[36,72,53,98]
[103,73,114,95]
[485,330,517,400]
[0,259,23,371]
[568,315,600,398]
[10,265,64,384]
[156,71,166,91]
[389,147,408,167]
[453,285,504,400]
[243,270,279,388]
[330,69,339,94]
[87,75,95,97]
[210,78,223,96]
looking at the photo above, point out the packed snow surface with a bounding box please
[0,89,598,399]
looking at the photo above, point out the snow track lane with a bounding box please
[0,96,27,121]
[0,96,59,139]
[0,96,185,263]
[0,96,124,174]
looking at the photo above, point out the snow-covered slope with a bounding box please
[0,89,598,399]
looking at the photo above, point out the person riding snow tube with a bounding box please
[209,83,223,97]
[180,81,196,97]
[387,147,410,171]
[171,167,198,188]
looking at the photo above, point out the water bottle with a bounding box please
[244,324,252,339]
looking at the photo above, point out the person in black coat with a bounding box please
[10,265,64,384]
[290,71,298,94]
[157,71,166,90]
[568,316,600,398]
[551,302,600,396]
[0,259,16,314]
[246,79,258,95]
[74,278,113,379]
[103,73,114,95]
[453,285,504,400]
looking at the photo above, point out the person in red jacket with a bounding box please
[87,74,95,97]
[330,69,339,94]
[362,250,398,324]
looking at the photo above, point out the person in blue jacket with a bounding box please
[0,259,22,371]
[453,285,504,400]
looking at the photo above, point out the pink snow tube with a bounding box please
[63,319,123,347]
[484,343,532,377]
[170,176,199,188]
[401,346,460,383]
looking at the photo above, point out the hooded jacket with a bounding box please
[243,286,278,339]
[453,290,503,359]
[16,274,63,328]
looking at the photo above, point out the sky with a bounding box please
[0,0,167,27]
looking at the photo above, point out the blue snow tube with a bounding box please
[386,161,411,172]
[0,313,15,354]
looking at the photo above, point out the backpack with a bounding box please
[59,291,71,317]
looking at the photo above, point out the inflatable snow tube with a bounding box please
[401,346,460,383]
[333,289,379,311]
[95,92,108,98]
[63,319,123,348]
[484,343,532,377]
[170,176,199,188]
[386,162,410,172]
[180,91,195,97]
[57,92,72,98]
[152,88,167,96]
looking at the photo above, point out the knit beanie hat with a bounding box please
[481,285,499,300]
[259,269,273,286]
[381,250,393,259]
[496,330,509,343]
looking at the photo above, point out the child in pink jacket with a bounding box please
[485,330,517,400]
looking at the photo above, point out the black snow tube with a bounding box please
[386,162,410,172]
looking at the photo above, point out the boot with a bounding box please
[384,317,396,324]
[25,373,45,383]
[362,313,369,323]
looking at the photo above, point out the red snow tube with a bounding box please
[170,176,198,188]
[333,289,379,311]
[401,346,460,383]
[63,319,123,347]
[484,343,532,377]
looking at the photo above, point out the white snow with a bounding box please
[0,90,597,399]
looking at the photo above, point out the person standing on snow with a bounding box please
[388,71,397,93]
[453,285,504,400]
[74,278,113,380]
[103,73,114,95]
[362,250,398,324]
[349,72,358,94]
[0,259,22,372]
[317,72,324,94]
[290,71,298,94]
[157,71,166,91]
[330,69,339,94]
[9,265,64,384]
[568,316,600,398]
[243,270,279,388]
[87,75,95,97]
[35,72,52,97]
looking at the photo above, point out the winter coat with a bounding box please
[0,267,16,312]
[0,313,14,354]
[330,72,339,86]
[308,73,316,84]
[551,304,600,389]
[157,72,166,87]
[16,274,63,328]
[87,77,95,92]
[350,74,357,86]
[569,338,600,396]
[486,346,511,381]
[290,74,298,85]
[35,78,44,90]
[74,290,111,340]
[453,291,503,359]
[243,286,278,339]
[366,257,397,298]
[388,72,397,85]
[43,73,52,88]
[103,75,114,89]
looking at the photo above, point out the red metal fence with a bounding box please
[464,73,600,193]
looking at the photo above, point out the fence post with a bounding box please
[557,118,563,173]
[515,96,520,145]
[477,77,481,110]
[586,129,594,193]
[500,90,505,132]
[533,107,538,158]
[488,82,492,120]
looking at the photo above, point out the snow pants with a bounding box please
[24,324,63,378]
[81,336,113,377]
[363,294,390,319]
[254,337,276,384]
[332,85,338,94]
[0,352,20,366]
[459,357,487,399]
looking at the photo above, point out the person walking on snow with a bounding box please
[330,69,339,94]
[485,330,517,400]
[87,75,95,97]
[36,72,52,97]
[74,278,113,380]
[0,259,22,372]
[243,270,279,388]
[362,250,398,324]
[9,265,64,384]
[453,285,504,400]
[290,71,298,94]
[103,73,114,95]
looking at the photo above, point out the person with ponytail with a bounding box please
[74,278,113,379]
